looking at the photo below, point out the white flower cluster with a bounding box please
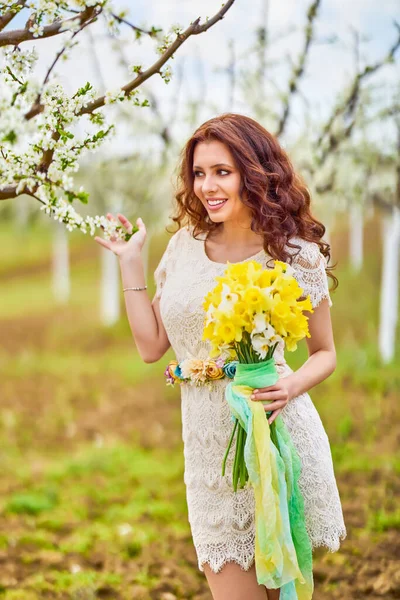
[0,44,124,241]
[38,191,126,240]
[24,0,112,30]
[0,0,173,242]
[104,87,126,104]
[3,47,39,81]
[170,23,184,36]
[156,23,183,55]
[42,81,97,121]
[0,72,113,212]
[156,32,173,56]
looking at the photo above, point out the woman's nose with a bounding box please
[202,175,218,194]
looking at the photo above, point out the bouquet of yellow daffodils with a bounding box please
[202,259,313,490]
[202,259,315,598]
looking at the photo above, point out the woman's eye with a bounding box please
[193,169,230,177]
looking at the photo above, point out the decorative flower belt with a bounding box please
[164,357,239,387]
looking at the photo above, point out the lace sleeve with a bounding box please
[153,227,184,300]
[289,239,333,309]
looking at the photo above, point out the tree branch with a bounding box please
[0,5,100,47]
[24,8,101,120]
[275,0,321,138]
[316,21,400,162]
[0,0,236,201]
[0,184,18,200]
[24,0,235,121]
[79,0,235,116]
[110,12,161,38]
[0,0,26,32]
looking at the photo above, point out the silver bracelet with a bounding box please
[123,286,147,291]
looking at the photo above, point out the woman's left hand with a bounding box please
[250,377,294,425]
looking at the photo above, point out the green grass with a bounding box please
[0,347,162,385]
[368,508,400,532]
[0,442,189,596]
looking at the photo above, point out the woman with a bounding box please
[95,113,346,600]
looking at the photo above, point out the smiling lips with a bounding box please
[206,198,228,210]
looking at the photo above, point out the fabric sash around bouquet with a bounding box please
[225,358,313,599]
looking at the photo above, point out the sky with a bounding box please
[5,0,400,158]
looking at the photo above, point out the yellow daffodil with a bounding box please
[233,300,250,319]
[243,286,264,311]
[272,297,293,323]
[203,282,224,312]
[296,297,314,314]
[215,317,243,344]
[202,320,216,341]
[256,269,275,288]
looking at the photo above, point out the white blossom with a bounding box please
[29,23,44,38]
[104,88,126,104]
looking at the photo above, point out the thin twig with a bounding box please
[316,21,400,161]
[275,0,321,137]
[110,12,161,37]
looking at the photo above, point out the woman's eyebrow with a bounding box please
[193,163,233,169]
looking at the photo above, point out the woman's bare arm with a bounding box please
[119,255,171,363]
[250,298,336,424]
[284,298,337,398]
[95,213,171,364]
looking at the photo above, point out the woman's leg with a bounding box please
[203,561,280,600]
[266,589,281,600]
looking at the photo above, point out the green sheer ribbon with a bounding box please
[224,358,313,599]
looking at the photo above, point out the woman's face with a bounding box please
[192,140,251,226]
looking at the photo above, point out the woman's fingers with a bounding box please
[94,236,112,251]
[268,408,282,425]
[251,390,283,401]
[117,213,133,233]
[95,213,142,248]
[106,213,118,242]
[261,400,287,412]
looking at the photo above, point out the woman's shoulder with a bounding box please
[156,225,194,263]
[285,236,326,270]
[164,224,191,247]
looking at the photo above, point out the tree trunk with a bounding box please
[86,26,121,325]
[349,202,363,272]
[378,207,400,363]
[52,222,70,303]
[100,248,120,326]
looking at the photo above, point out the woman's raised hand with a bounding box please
[94,213,146,260]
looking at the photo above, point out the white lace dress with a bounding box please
[154,225,346,574]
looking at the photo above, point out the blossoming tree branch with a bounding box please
[0,0,235,240]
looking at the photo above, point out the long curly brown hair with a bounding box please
[169,113,338,291]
